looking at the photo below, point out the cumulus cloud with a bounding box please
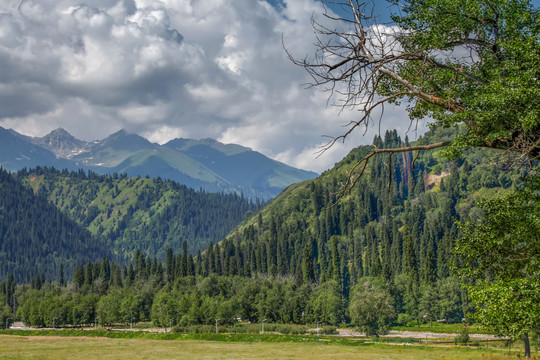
[0,0,416,172]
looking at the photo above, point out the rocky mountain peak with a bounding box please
[32,128,91,159]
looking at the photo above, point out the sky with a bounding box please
[0,0,423,173]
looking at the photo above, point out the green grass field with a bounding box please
[0,334,529,360]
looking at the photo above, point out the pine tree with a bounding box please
[5,273,15,310]
[165,248,175,281]
[111,265,123,287]
[100,258,111,283]
[390,222,402,276]
[402,228,420,321]
[73,265,84,289]
[180,241,188,277]
[331,236,341,284]
[58,263,65,287]
[302,240,314,284]
[84,261,93,286]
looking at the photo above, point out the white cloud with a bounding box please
[0,0,417,173]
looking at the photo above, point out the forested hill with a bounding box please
[0,168,109,282]
[206,127,523,285]
[16,167,259,262]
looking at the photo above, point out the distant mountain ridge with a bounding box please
[0,127,76,171]
[31,127,92,159]
[0,126,317,200]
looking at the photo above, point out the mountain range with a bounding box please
[0,126,317,200]
[1,126,523,282]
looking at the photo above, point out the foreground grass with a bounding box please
[0,332,530,360]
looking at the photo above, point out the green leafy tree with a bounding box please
[419,285,439,328]
[96,289,123,326]
[120,290,143,324]
[288,0,539,194]
[17,289,44,327]
[436,276,463,323]
[216,297,240,326]
[306,280,343,325]
[256,280,285,323]
[236,279,261,322]
[70,293,99,326]
[151,287,179,327]
[0,305,11,329]
[349,277,396,336]
[456,178,540,357]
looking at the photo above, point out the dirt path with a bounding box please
[0,334,112,341]
[337,328,507,341]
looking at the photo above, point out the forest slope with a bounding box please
[0,168,109,282]
[16,168,259,263]
[210,127,523,288]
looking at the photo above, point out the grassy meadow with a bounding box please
[0,332,530,360]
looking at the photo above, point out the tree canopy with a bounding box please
[289,0,539,188]
[456,176,540,357]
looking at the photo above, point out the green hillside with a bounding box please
[17,167,259,261]
[230,127,518,229]
[193,127,525,320]
[0,168,109,282]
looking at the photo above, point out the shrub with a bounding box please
[396,313,414,326]
[321,326,338,335]
[454,326,470,345]
[172,325,215,334]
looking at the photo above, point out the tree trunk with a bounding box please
[523,332,531,358]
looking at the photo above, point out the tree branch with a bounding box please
[329,141,450,207]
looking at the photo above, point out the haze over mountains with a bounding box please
[0,126,317,200]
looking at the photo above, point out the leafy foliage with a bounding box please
[349,278,395,336]
[456,177,540,341]
[393,0,540,159]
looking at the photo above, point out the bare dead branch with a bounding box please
[286,0,538,203]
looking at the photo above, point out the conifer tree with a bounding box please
[302,240,314,284]
[58,263,65,287]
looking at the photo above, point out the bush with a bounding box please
[454,326,470,345]
[223,323,260,334]
[172,325,215,334]
[396,313,414,326]
[406,320,419,327]
[171,325,183,333]
[172,322,314,336]
[261,324,307,335]
[274,324,307,335]
[321,326,338,335]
